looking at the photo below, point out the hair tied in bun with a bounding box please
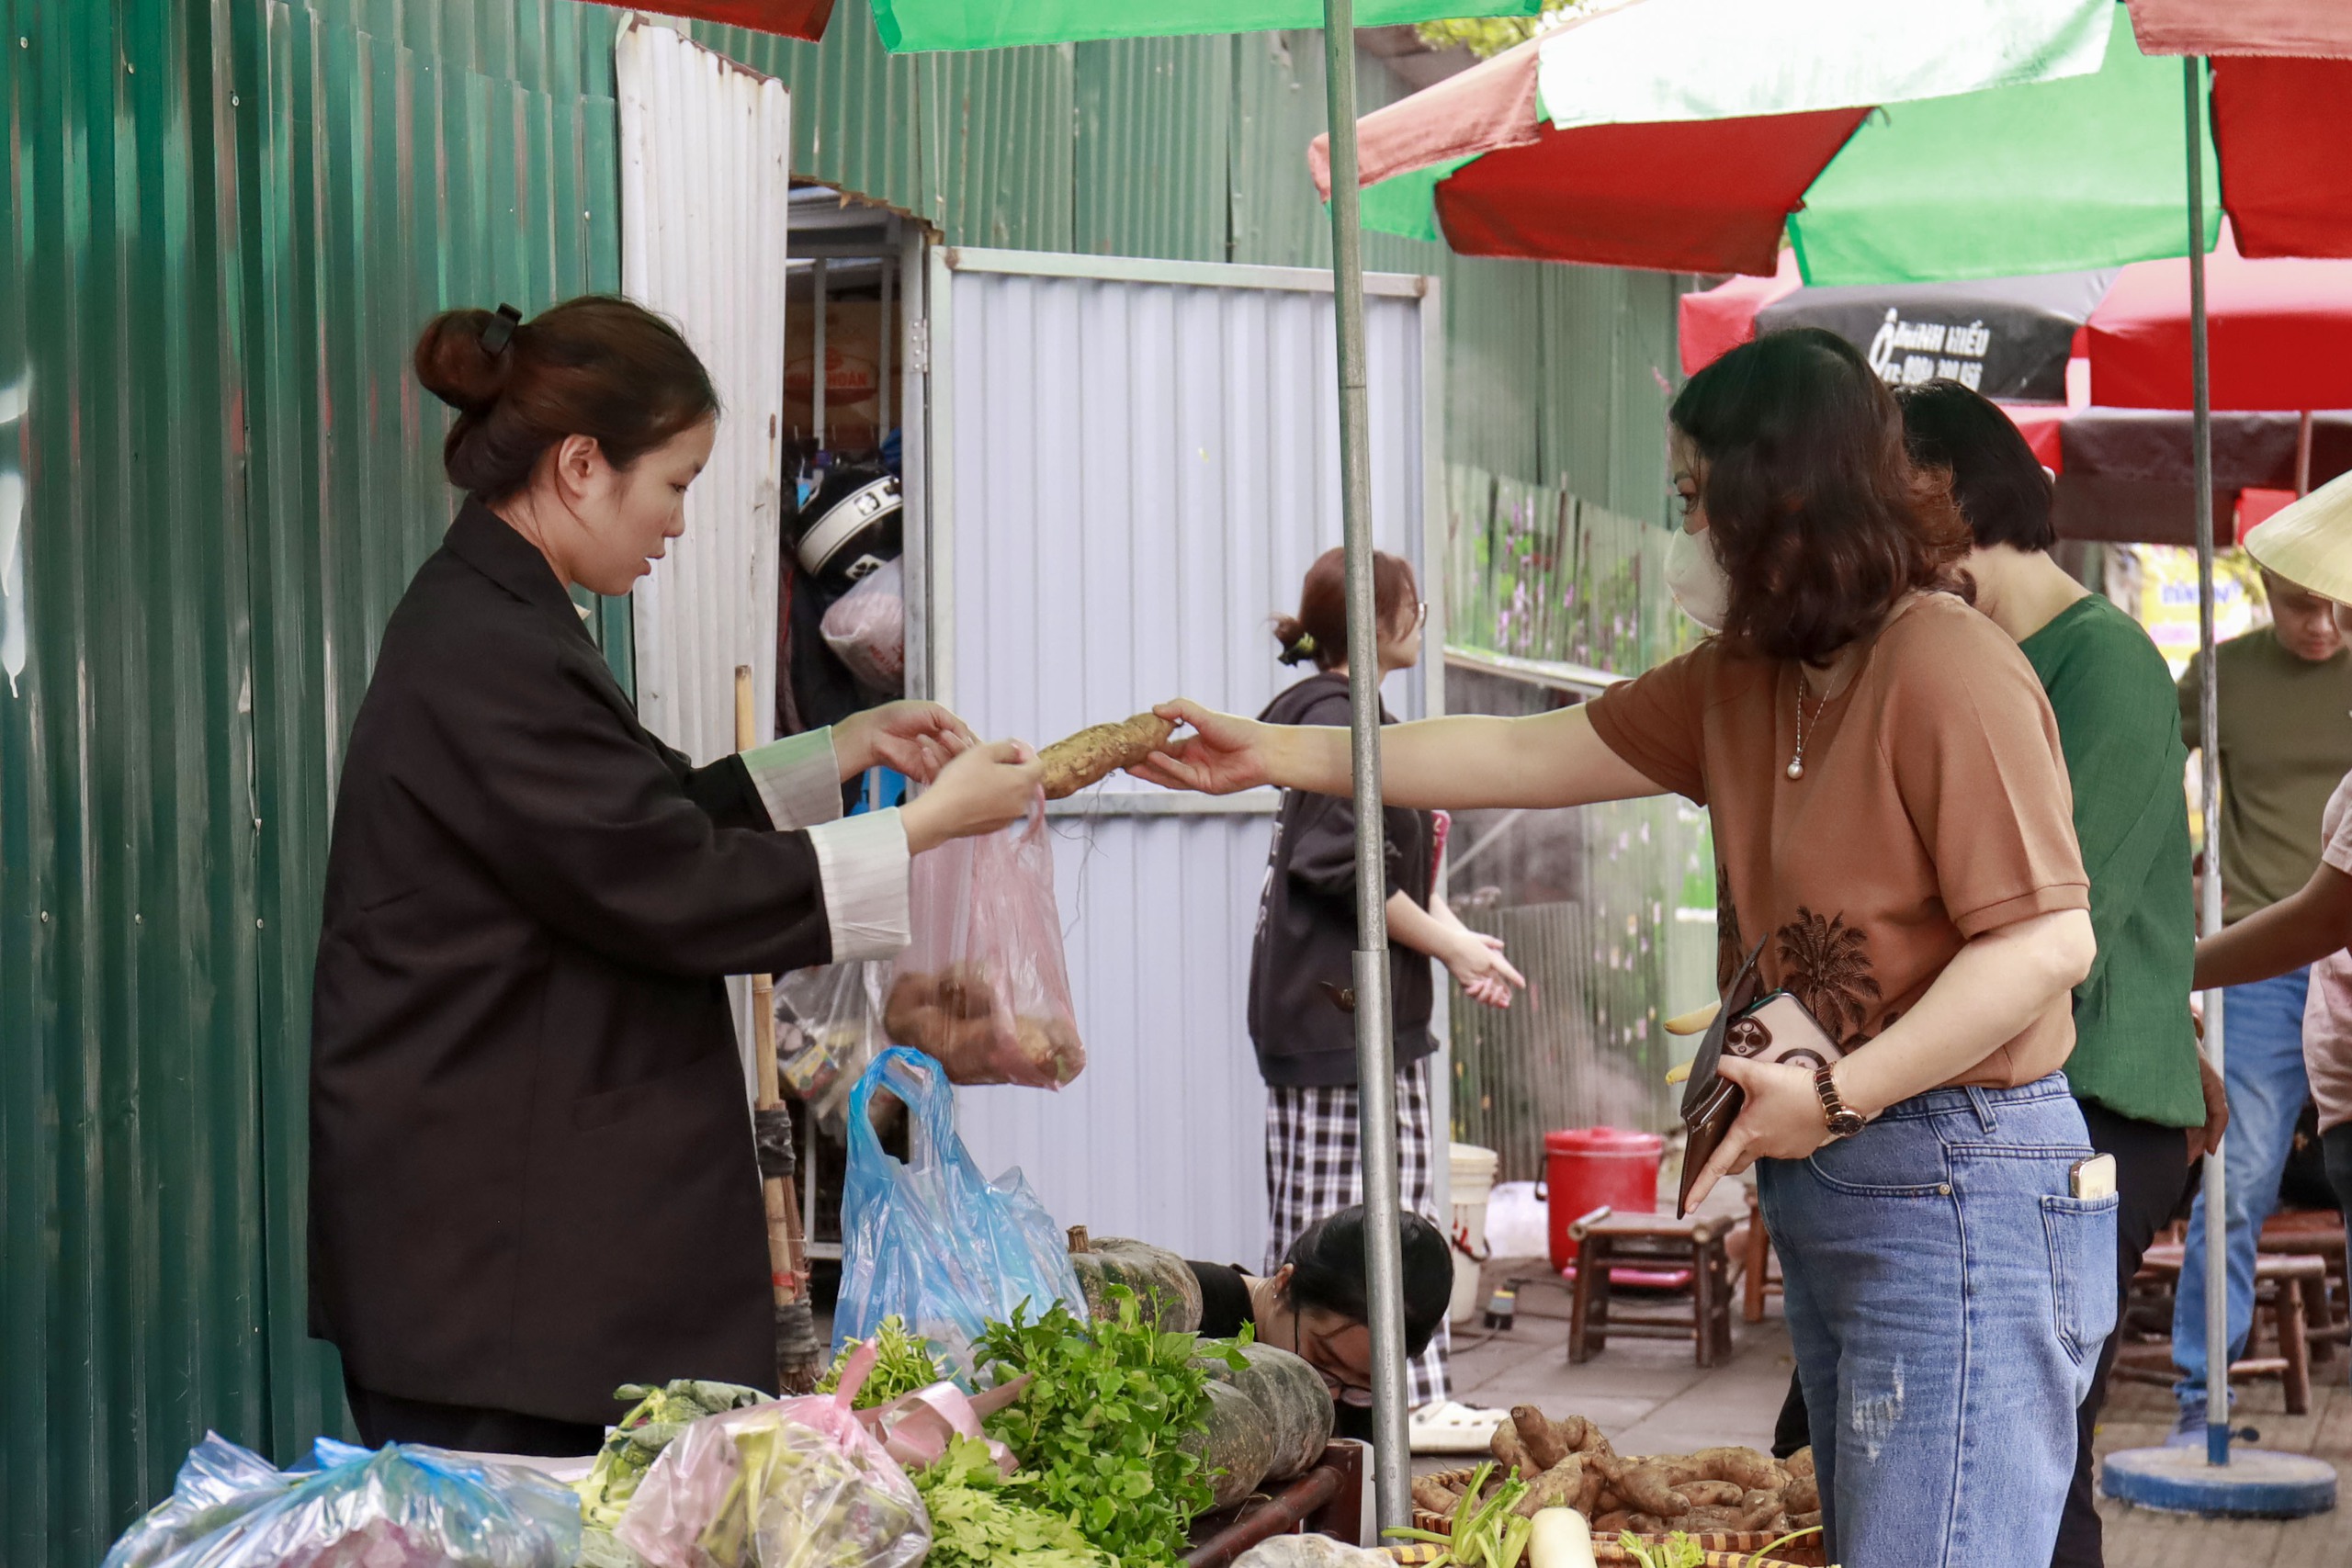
[480,303,523,356]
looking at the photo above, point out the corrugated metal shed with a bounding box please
[617,17,791,763]
[928,251,1439,1262]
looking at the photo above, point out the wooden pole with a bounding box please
[737,665,820,1393]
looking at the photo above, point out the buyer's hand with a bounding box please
[835,701,977,784]
[899,739,1043,853]
[1682,1055,1835,1210]
[1127,700,1275,795]
[1445,929,1527,1010]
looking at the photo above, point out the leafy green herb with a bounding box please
[1382,1461,1533,1566]
[913,1436,1115,1568]
[1616,1530,1706,1568]
[574,1379,766,1529]
[820,1315,950,1408]
[978,1288,1246,1565]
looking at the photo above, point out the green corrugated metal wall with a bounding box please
[2,2,623,1560]
[1,4,1687,1560]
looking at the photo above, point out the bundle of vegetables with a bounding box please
[910,1435,1116,1568]
[819,1317,949,1410]
[977,1288,1247,1564]
[575,1381,770,1531]
[1412,1408,1821,1540]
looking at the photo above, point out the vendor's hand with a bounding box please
[1682,1055,1834,1210]
[899,739,1043,853]
[2187,1052,2231,1165]
[1126,700,1275,795]
[1444,930,1526,1010]
[835,701,977,784]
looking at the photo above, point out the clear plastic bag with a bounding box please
[835,1048,1088,1379]
[774,961,893,1137]
[103,1434,299,1568]
[613,1388,928,1568]
[882,799,1083,1089]
[819,558,905,693]
[104,1435,582,1568]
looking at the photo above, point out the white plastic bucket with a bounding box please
[1447,1144,1500,1325]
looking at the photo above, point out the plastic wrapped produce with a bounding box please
[102,1436,581,1568]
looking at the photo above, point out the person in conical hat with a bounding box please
[2190,468,2352,1331]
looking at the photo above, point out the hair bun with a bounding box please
[1272,614,1316,666]
[413,307,517,414]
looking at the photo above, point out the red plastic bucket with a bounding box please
[1544,1127,1667,1269]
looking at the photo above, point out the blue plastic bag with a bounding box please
[102,1434,582,1568]
[835,1046,1086,1378]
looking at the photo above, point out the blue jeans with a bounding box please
[1758,1076,2115,1568]
[2172,968,2313,1407]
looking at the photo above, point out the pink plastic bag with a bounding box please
[613,1372,928,1568]
[883,797,1084,1089]
[819,559,905,693]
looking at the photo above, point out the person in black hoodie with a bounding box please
[1250,547,1524,1418]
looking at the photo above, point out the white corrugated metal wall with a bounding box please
[616,18,791,764]
[922,250,1443,1264]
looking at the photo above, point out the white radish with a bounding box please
[1526,1506,1597,1568]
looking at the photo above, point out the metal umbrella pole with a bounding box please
[1320,0,1413,1534]
[2182,54,2230,1471]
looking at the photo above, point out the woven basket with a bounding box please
[1408,1466,1826,1568]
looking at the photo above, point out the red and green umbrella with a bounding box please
[1312,0,2352,282]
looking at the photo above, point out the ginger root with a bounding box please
[1038,712,1177,799]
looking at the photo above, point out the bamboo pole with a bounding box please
[738,665,820,1393]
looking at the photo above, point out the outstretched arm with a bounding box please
[2195,861,2352,990]
[1128,699,1668,811]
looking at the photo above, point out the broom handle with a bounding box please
[736,666,816,1391]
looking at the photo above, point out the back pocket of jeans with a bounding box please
[2041,1191,2120,1365]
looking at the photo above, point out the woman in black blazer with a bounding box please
[308,297,1037,1455]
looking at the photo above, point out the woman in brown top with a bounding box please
[1139,330,2113,1567]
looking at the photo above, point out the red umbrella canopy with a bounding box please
[646,0,838,39]
[2087,224,2352,411]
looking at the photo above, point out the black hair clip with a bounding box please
[480,302,523,355]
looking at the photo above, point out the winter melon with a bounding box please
[1066,1234,1203,1331]
[1205,1341,1335,1482]
[1185,1379,1276,1509]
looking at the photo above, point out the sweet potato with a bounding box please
[1734,1495,1787,1533]
[1623,1513,1666,1534]
[1512,1456,1586,1517]
[1590,1510,1634,1534]
[1691,1446,1780,1492]
[1600,1458,1690,1519]
[1790,1508,1822,1530]
[1673,1480,1745,1508]
[1781,1474,1819,1515]
[1554,1414,1598,1455]
[1038,712,1177,799]
[1783,1446,1815,1481]
[1576,1465,1610,1517]
[1489,1421,1530,1475]
[1514,1405,1569,1472]
[1411,1477,1462,1516]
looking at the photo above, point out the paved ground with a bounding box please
[1436,1256,2350,1562]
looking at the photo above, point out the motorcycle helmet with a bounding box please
[790,466,902,593]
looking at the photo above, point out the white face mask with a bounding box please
[1665,526,1732,632]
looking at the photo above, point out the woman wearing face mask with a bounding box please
[1141,330,2109,1566]
[308,298,1040,1454]
[1250,547,1523,1427]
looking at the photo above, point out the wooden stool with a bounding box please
[1733,1184,1784,1325]
[2122,1244,2329,1415]
[1565,1206,1736,1368]
[2259,1211,2348,1359]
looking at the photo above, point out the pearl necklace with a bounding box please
[1789,669,1827,781]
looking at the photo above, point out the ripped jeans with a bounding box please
[1757,1075,2116,1568]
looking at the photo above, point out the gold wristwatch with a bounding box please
[1814,1065,1867,1141]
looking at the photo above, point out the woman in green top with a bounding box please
[1771,380,2226,1568]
